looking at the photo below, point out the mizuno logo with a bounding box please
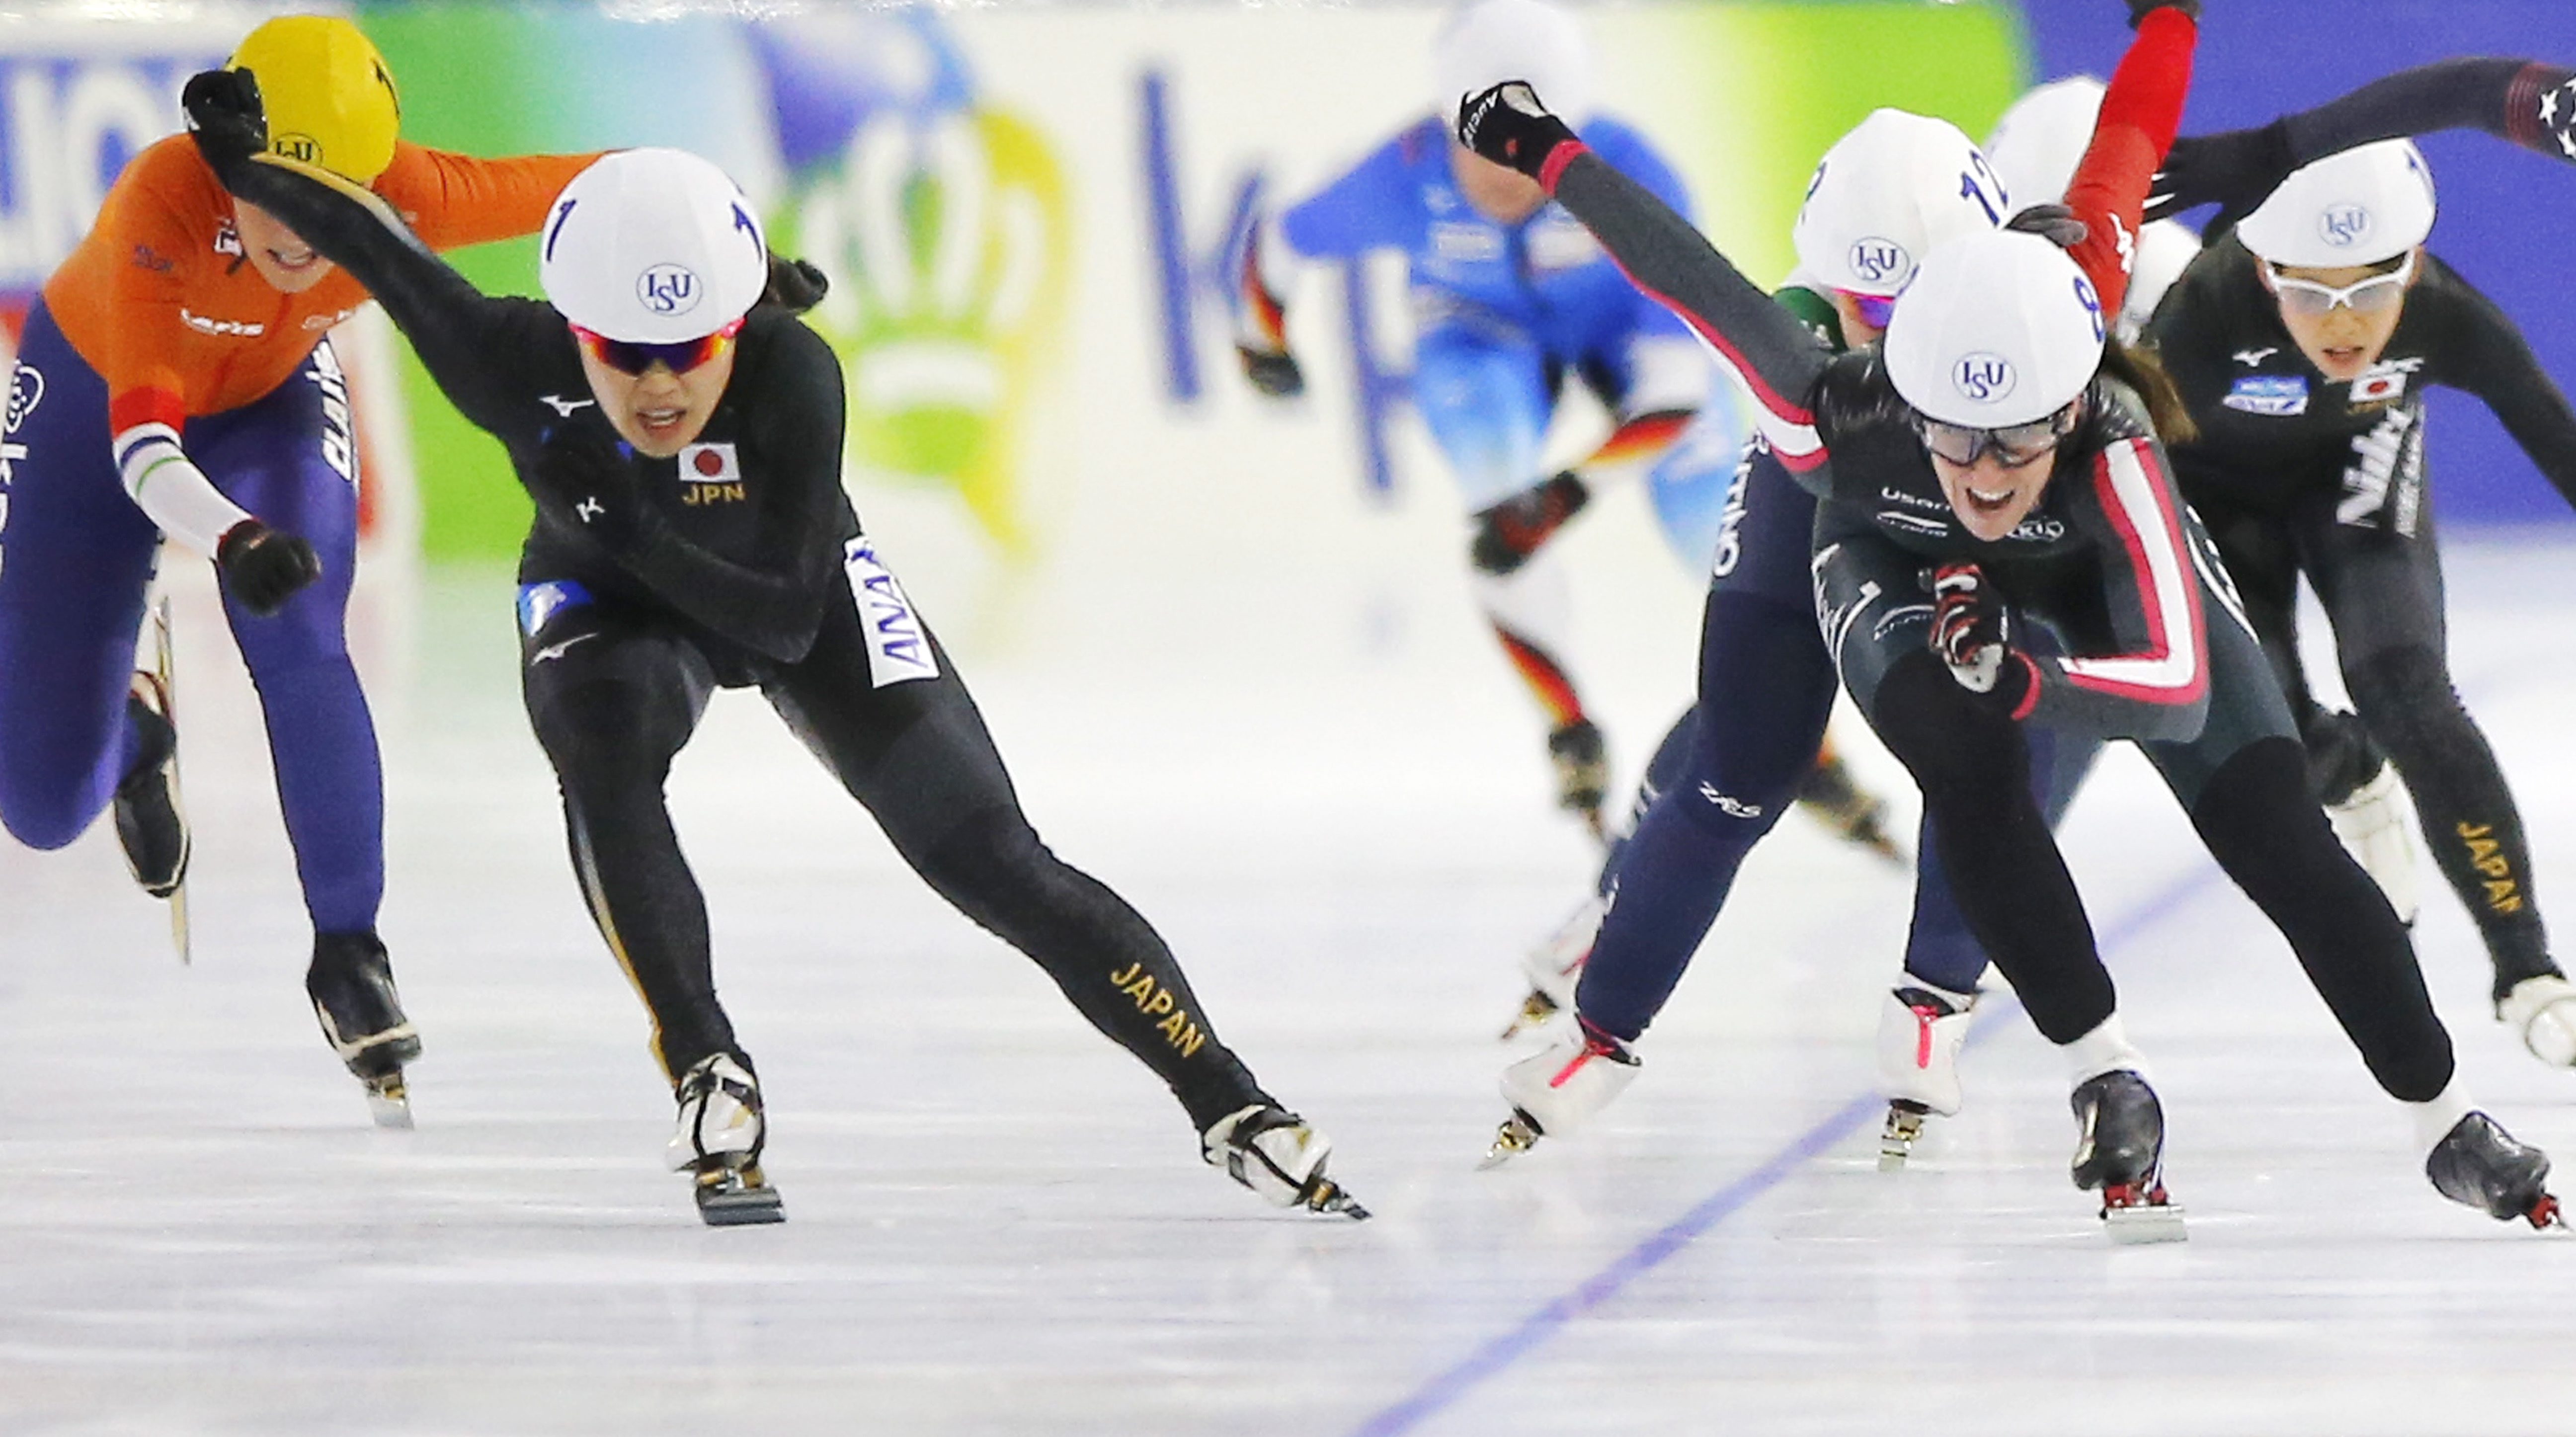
[2234,347,2278,367]
[531,632,598,664]
[539,395,595,416]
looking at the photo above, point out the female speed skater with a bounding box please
[0,16,599,1124]
[183,78,1367,1226]
[1227,0,1894,852]
[1457,0,2569,1236]
[1489,108,2098,1144]
[2146,59,2576,1072]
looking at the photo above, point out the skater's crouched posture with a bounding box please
[184,80,1363,1226]
[1456,1,2566,1236]
[0,16,598,1125]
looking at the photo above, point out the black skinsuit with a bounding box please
[2149,233,2576,998]
[207,157,1272,1136]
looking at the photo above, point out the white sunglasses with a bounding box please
[2266,250,2415,318]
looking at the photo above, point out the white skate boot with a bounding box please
[2497,974,2576,1069]
[1481,1020,1639,1168]
[2328,763,2419,927]
[1500,892,1605,1040]
[1201,1105,1368,1218]
[667,1053,783,1226]
[1875,983,1975,1170]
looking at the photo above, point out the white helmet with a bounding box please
[1883,229,2106,427]
[1984,76,2106,209]
[540,148,770,343]
[2235,139,2436,267]
[1792,109,2003,298]
[1431,0,1592,128]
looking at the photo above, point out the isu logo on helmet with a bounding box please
[2320,204,2374,248]
[1848,239,1910,287]
[1951,353,2018,405]
[638,264,703,317]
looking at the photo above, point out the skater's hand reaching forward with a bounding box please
[180,67,266,179]
[1457,82,1581,183]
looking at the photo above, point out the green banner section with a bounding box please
[1602,0,2030,290]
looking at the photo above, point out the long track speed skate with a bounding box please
[2071,1070,2185,1244]
[670,1054,785,1226]
[309,930,421,1129]
[1875,984,1976,1170]
[1480,1020,1639,1169]
[1499,894,1605,1041]
[2427,1112,2567,1231]
[118,597,191,964]
[1204,1105,1368,1219]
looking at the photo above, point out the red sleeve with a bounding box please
[2062,7,2197,318]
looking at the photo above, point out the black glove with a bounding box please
[527,426,648,548]
[1238,345,1305,399]
[2005,203,2089,250]
[1928,562,2010,695]
[215,520,321,617]
[763,253,830,314]
[1471,472,1590,576]
[1456,81,1579,182]
[2301,707,2391,807]
[2127,0,2199,26]
[2144,120,2295,229]
[181,67,266,180]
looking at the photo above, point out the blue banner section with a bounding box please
[1140,69,1201,405]
[2027,6,2576,525]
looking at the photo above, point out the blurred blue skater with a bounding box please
[1223,0,1896,854]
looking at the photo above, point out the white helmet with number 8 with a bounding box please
[1883,228,2106,428]
[539,148,770,344]
[1793,109,2006,299]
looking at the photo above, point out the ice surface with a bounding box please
[5,520,2575,1436]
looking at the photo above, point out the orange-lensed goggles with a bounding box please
[568,318,744,376]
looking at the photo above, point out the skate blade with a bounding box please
[1478,1113,1541,1170]
[1301,1177,1370,1222]
[695,1163,786,1227]
[1498,988,1561,1041]
[362,1071,412,1129]
[2100,1185,2187,1244]
[1877,1105,1927,1172]
[166,877,192,966]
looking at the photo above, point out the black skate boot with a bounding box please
[1794,748,1903,866]
[307,930,421,1129]
[1548,719,1610,838]
[113,675,189,900]
[2425,1112,2565,1229]
[2069,1070,2185,1243]
[669,1053,785,1227]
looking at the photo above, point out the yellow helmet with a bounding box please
[228,16,402,185]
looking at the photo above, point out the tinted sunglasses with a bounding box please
[569,317,744,376]
[1834,287,1898,331]
[1914,400,2078,468]
[2266,251,2415,319]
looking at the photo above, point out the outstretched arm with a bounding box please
[2440,265,2576,515]
[1455,83,1834,479]
[2061,4,2199,315]
[183,69,530,436]
[2151,59,2576,224]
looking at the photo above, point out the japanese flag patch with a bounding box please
[678,442,740,482]
[843,537,939,687]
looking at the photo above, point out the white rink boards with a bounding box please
[4,520,2576,1436]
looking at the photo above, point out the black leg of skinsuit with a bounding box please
[523,614,738,1078]
[761,578,1269,1133]
[2292,492,2558,993]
